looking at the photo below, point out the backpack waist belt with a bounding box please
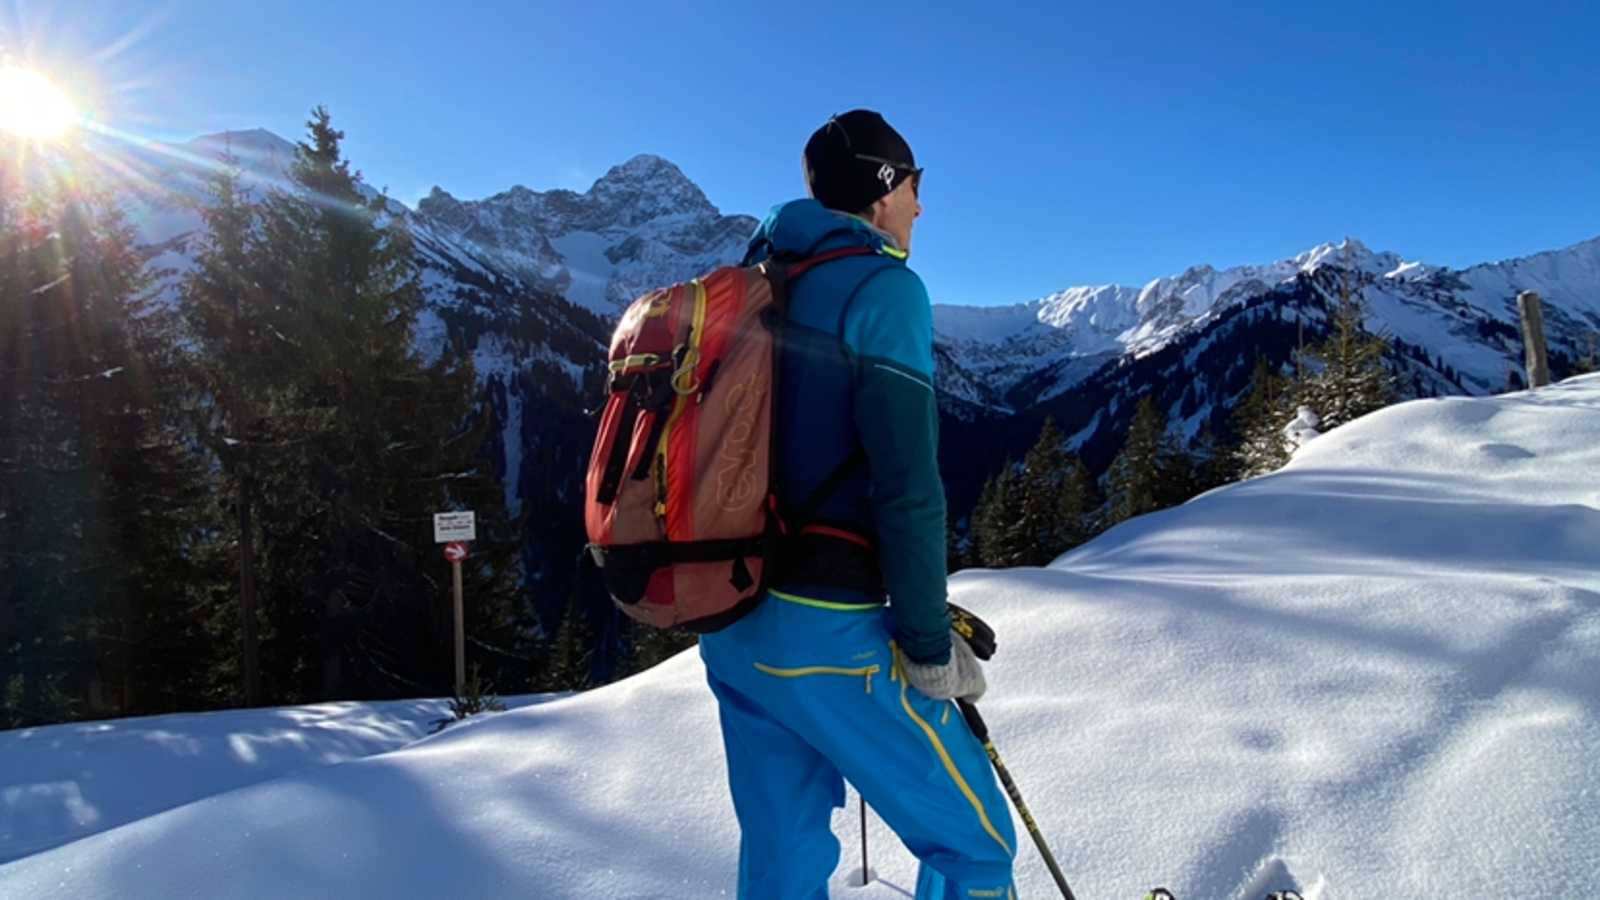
[771,525,883,594]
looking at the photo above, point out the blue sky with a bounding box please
[6,0,1597,306]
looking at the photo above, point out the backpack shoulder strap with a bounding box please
[789,445,867,527]
[769,245,901,534]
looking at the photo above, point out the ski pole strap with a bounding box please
[949,603,996,660]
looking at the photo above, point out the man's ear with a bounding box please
[862,195,891,227]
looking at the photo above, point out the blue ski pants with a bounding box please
[699,590,1017,899]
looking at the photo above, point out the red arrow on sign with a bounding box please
[443,541,469,563]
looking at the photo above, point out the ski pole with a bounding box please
[861,794,870,883]
[958,699,1078,900]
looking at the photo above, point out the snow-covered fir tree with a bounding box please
[1294,278,1395,431]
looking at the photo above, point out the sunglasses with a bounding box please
[855,154,923,198]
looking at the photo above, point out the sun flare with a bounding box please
[0,65,80,140]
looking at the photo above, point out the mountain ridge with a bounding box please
[83,125,1600,618]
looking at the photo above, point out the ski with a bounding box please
[1139,883,1299,890]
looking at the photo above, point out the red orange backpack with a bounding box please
[583,248,874,632]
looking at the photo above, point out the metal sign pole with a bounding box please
[434,513,476,699]
[452,558,465,696]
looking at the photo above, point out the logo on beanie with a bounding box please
[877,163,896,192]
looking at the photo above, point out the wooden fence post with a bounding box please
[1517,291,1549,388]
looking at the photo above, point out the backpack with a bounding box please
[583,247,876,632]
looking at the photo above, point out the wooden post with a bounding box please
[452,559,465,697]
[1517,291,1550,388]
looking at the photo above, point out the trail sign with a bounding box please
[433,511,476,543]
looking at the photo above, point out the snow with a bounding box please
[1384,260,1434,282]
[0,697,551,865]
[549,231,617,315]
[410,306,449,366]
[2,390,1597,896]
[6,196,1593,883]
[935,233,1600,408]
[1358,285,1513,391]
[501,382,525,515]
[1282,406,1322,451]
[1456,235,1600,320]
[932,301,1047,345]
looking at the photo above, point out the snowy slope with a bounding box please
[3,374,1595,899]
[0,697,553,865]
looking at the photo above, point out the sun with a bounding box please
[0,65,80,141]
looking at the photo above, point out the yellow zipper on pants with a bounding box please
[752,662,881,694]
[890,642,1014,857]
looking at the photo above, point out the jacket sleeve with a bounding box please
[841,265,952,665]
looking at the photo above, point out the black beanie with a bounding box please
[803,110,917,214]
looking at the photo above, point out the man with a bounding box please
[698,110,1017,900]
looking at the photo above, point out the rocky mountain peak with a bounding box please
[586,154,716,225]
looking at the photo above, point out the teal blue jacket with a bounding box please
[744,199,951,665]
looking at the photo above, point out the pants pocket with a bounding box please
[752,662,882,694]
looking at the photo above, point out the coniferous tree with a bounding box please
[1294,285,1394,431]
[1101,396,1202,530]
[970,474,1000,565]
[1054,453,1099,554]
[1105,397,1167,527]
[617,619,697,678]
[547,590,597,691]
[1018,418,1070,565]
[1190,425,1235,493]
[1231,357,1294,478]
[179,108,524,704]
[971,461,1029,567]
[1,164,213,725]
[178,155,273,705]
[1156,427,1198,507]
[1577,332,1599,375]
[1013,417,1100,565]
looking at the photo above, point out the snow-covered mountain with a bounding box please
[83,125,1600,606]
[933,236,1600,414]
[413,155,755,316]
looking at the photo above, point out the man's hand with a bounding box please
[899,632,986,702]
[900,603,996,701]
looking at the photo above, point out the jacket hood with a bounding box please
[742,198,900,265]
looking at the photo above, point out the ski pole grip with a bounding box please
[957,699,990,743]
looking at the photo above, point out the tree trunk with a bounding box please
[239,472,261,705]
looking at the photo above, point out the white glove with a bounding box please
[898,631,986,702]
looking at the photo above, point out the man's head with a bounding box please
[803,109,923,251]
